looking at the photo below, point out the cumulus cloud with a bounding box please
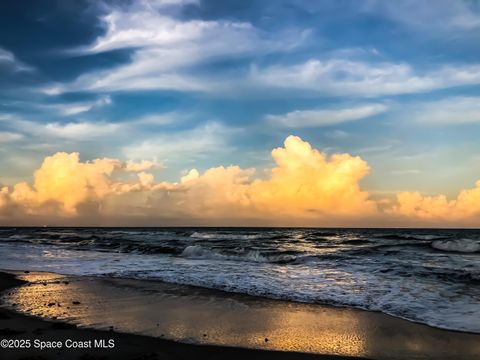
[124,160,162,172]
[249,135,375,216]
[392,182,480,221]
[3,135,480,226]
[0,136,376,223]
[9,152,120,215]
[4,154,164,216]
[128,136,376,220]
[266,104,387,128]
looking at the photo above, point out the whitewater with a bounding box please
[0,227,478,333]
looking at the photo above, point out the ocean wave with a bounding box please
[127,266,480,334]
[308,231,339,237]
[431,239,480,253]
[341,239,373,245]
[374,233,451,241]
[2,227,480,334]
[180,245,297,264]
[189,232,264,240]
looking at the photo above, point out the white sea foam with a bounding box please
[1,229,480,334]
[180,245,293,263]
[190,232,262,240]
[431,239,480,253]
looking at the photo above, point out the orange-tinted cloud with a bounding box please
[250,135,375,217]
[9,152,120,215]
[164,135,375,220]
[393,181,480,221]
[2,135,480,226]
[0,136,375,223]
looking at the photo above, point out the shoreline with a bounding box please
[5,268,479,336]
[0,271,365,360]
[1,271,479,359]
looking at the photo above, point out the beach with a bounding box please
[0,270,362,360]
[1,270,479,360]
[2,0,480,357]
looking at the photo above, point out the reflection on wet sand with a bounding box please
[3,272,480,360]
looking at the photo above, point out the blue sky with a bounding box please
[1,0,480,202]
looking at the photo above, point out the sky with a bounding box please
[1,0,480,227]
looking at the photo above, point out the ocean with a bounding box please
[0,227,478,333]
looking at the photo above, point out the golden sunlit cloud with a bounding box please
[0,136,374,222]
[4,153,162,216]
[393,181,480,221]
[250,135,375,216]
[10,153,119,215]
[125,135,376,220]
[1,135,480,226]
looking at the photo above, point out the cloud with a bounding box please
[86,4,258,54]
[0,131,23,143]
[4,116,121,141]
[43,121,120,139]
[248,135,375,217]
[128,112,179,126]
[4,135,480,226]
[326,130,350,139]
[174,133,375,219]
[8,152,121,215]
[410,96,480,125]
[37,1,480,98]
[266,104,387,128]
[124,160,162,172]
[0,111,187,147]
[250,59,480,96]
[0,48,18,68]
[0,47,33,72]
[46,0,307,94]
[50,96,112,116]
[364,0,480,31]
[390,169,421,175]
[392,181,480,221]
[4,154,163,216]
[0,136,376,222]
[123,121,235,161]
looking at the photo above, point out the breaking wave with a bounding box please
[431,238,480,253]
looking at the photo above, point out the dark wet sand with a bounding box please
[1,271,479,360]
[0,271,366,360]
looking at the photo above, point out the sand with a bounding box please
[0,271,366,360]
[0,271,479,360]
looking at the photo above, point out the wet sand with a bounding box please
[0,271,363,360]
[1,271,479,359]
